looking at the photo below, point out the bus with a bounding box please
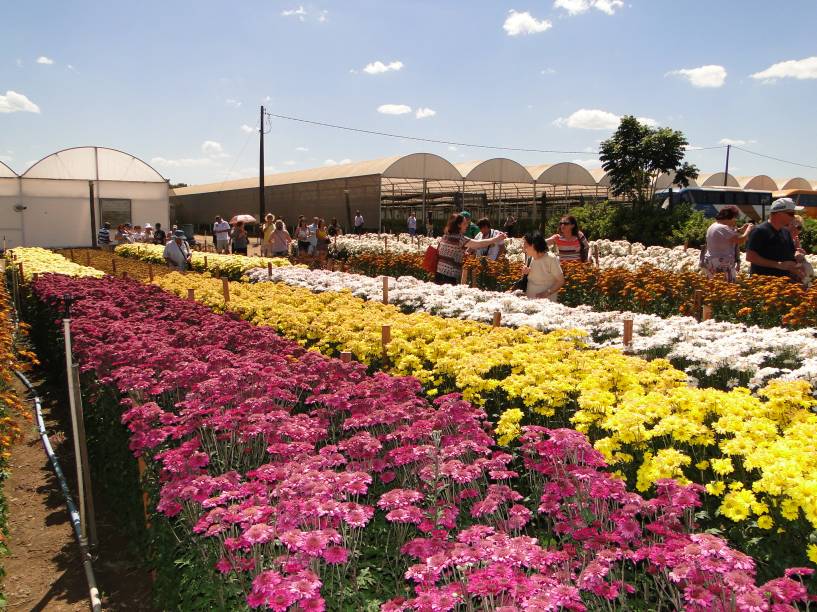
[655,187,772,221]
[772,189,817,219]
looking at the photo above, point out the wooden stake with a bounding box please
[85,251,91,265]
[137,457,151,529]
[492,311,501,327]
[623,318,633,346]
[222,277,230,302]
[693,289,703,321]
[267,262,272,279]
[17,262,23,281]
[112,259,117,275]
[69,248,75,261]
[340,351,352,363]
[204,255,208,270]
[471,269,477,288]
[683,240,689,252]
[382,276,389,304]
[121,271,128,279]
[381,324,391,356]
[32,272,38,282]
[148,264,154,282]
[593,244,600,267]
[187,288,195,301]
[384,235,388,253]
[702,305,713,321]
[460,267,469,285]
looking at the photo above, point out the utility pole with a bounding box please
[259,105,265,223]
[723,144,731,186]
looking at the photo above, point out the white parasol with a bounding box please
[230,214,257,224]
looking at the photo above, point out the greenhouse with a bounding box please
[0,146,169,248]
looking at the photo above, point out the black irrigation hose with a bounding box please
[14,369,102,611]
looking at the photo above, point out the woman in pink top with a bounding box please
[269,220,292,257]
[546,216,590,263]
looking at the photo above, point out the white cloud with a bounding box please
[377,104,412,115]
[503,10,552,36]
[447,145,458,151]
[150,157,216,168]
[283,160,297,166]
[240,124,255,134]
[15,59,22,68]
[667,65,727,88]
[226,98,242,108]
[751,56,817,82]
[201,140,228,158]
[415,107,436,119]
[295,146,309,152]
[540,68,556,75]
[554,0,623,15]
[318,10,328,22]
[554,108,655,129]
[554,108,620,129]
[281,6,307,20]
[362,60,404,75]
[0,91,40,114]
[36,56,54,65]
[67,64,76,71]
[718,138,756,146]
[324,158,352,166]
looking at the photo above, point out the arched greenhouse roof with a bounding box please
[526,162,596,186]
[737,175,779,191]
[455,158,534,183]
[22,146,166,182]
[698,172,739,188]
[0,161,16,178]
[781,177,813,190]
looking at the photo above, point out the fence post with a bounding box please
[222,278,230,302]
[460,267,469,285]
[148,264,154,282]
[85,251,91,266]
[267,262,272,279]
[623,318,633,347]
[382,276,389,304]
[702,305,713,321]
[381,324,391,358]
[121,271,128,280]
[340,351,352,363]
[63,319,88,543]
[187,288,195,301]
[492,311,501,327]
[384,235,388,254]
[693,289,703,321]
[204,255,208,270]
[112,259,117,275]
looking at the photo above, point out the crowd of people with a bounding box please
[703,197,813,286]
[97,221,169,247]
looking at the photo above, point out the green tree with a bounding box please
[599,116,698,207]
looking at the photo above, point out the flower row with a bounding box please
[153,271,817,566]
[246,265,817,389]
[114,243,292,279]
[25,273,811,610]
[6,247,104,281]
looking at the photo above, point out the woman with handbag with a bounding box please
[434,214,506,285]
[520,231,564,301]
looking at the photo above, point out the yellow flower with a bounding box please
[757,515,774,530]
[808,544,817,564]
[710,457,734,476]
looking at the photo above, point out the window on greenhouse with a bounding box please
[100,198,132,228]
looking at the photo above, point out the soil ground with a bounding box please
[3,373,155,611]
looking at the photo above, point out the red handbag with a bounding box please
[422,245,438,274]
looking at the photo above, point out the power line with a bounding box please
[732,145,817,171]
[265,111,592,155]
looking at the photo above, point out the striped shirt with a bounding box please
[97,227,111,244]
[549,232,587,263]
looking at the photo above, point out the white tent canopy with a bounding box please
[455,159,534,183]
[23,146,166,182]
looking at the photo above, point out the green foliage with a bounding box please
[599,115,698,206]
[546,200,705,247]
[798,216,817,254]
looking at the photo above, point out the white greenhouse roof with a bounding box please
[22,146,166,182]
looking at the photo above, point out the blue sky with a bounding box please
[2,0,817,185]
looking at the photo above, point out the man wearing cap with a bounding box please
[460,211,480,239]
[745,198,803,278]
[163,230,192,271]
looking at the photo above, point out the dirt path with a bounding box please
[3,375,155,611]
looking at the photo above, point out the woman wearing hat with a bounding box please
[702,205,753,282]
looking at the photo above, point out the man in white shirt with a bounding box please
[472,218,504,260]
[163,230,192,271]
[407,213,417,236]
[354,210,364,235]
[213,215,231,253]
[307,217,319,255]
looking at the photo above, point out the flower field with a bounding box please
[149,271,817,571]
[0,273,31,601]
[246,266,817,388]
[114,244,293,279]
[16,268,816,610]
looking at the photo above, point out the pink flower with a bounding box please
[322,546,349,564]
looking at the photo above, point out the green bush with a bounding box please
[798,217,817,254]
[544,200,704,247]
